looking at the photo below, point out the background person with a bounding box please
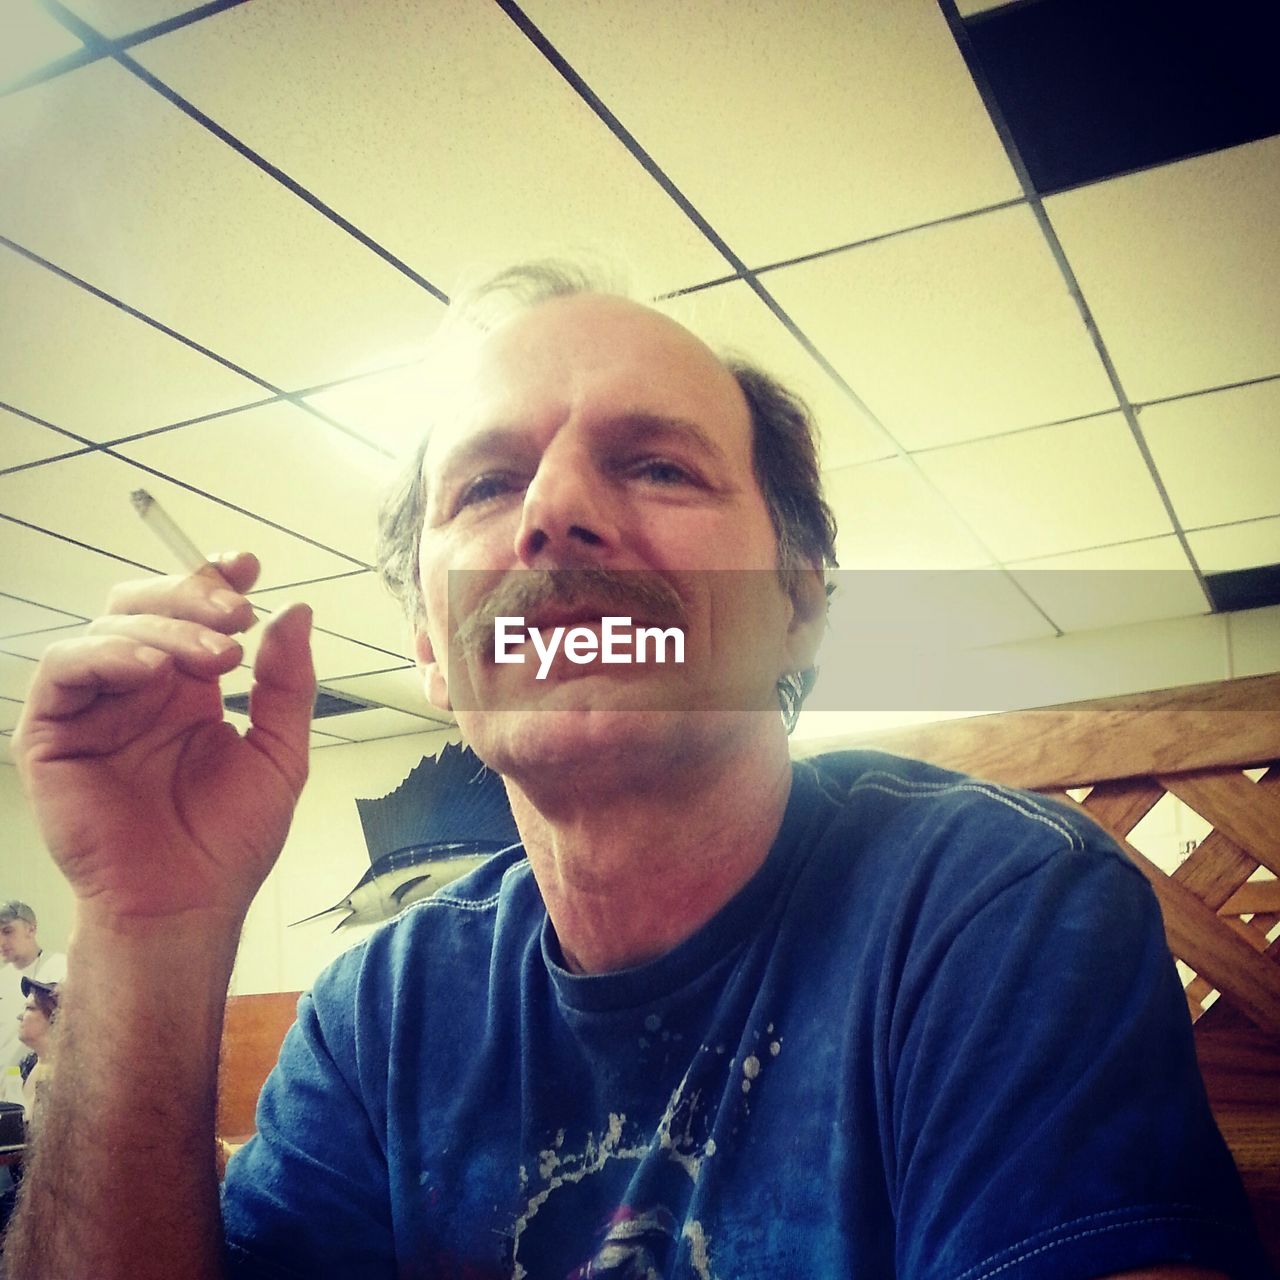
[16,977,60,1135]
[0,902,65,1090]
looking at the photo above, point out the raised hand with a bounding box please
[11,552,316,928]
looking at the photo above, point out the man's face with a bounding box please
[0,920,37,966]
[17,996,50,1049]
[413,294,821,778]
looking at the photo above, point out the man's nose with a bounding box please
[513,448,618,566]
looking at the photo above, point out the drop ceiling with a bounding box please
[2,0,1277,749]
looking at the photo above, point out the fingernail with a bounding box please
[200,632,237,655]
[211,589,243,614]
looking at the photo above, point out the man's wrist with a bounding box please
[69,906,244,995]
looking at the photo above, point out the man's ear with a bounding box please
[782,563,828,675]
[413,628,453,713]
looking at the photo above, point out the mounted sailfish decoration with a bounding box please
[292,744,520,932]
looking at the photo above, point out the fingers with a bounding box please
[105,552,260,634]
[245,603,315,786]
[19,634,177,723]
[86,614,243,679]
[204,551,261,595]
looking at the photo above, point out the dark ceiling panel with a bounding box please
[1205,564,1280,614]
[964,0,1280,194]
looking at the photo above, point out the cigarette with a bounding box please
[130,489,210,575]
[130,489,257,622]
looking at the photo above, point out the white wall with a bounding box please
[229,725,461,995]
[792,602,1280,744]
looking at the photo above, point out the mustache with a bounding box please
[454,568,686,660]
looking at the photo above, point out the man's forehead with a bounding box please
[423,293,750,474]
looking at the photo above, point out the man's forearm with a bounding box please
[5,912,241,1280]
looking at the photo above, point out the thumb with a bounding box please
[245,603,315,786]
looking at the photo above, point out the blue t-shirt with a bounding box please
[222,752,1269,1278]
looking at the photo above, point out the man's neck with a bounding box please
[505,730,795,974]
[14,948,41,972]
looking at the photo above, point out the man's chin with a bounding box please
[455,688,690,774]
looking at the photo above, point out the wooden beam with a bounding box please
[1222,880,1280,916]
[1080,777,1165,840]
[1160,770,1280,880]
[793,672,1280,791]
[1101,830,1280,1037]
[1174,830,1262,910]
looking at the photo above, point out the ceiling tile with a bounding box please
[1139,379,1280,529]
[0,594,83,639]
[251,572,414,660]
[0,697,22,733]
[310,729,356,748]
[519,0,1019,264]
[0,451,355,590]
[0,519,142,618]
[131,0,729,296]
[0,622,86,660]
[0,408,85,471]
[764,205,1118,450]
[302,362,437,459]
[914,414,1173,561]
[219,706,363,750]
[1189,518,1280,573]
[956,0,1015,14]
[1007,535,1208,631]
[117,401,396,566]
[0,650,38,701]
[662,282,894,470]
[0,60,445,390]
[219,615,407,697]
[966,0,1280,195]
[824,458,993,569]
[61,1,199,38]
[2,4,82,87]
[323,668,446,721]
[314,706,449,743]
[1045,136,1280,403]
[0,246,265,440]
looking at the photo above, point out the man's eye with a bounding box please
[455,473,520,511]
[628,458,695,486]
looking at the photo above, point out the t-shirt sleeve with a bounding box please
[220,978,394,1279]
[885,833,1270,1280]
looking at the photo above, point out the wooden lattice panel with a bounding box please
[1048,768,1280,1034]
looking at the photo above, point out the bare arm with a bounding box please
[5,555,314,1280]
[7,917,239,1279]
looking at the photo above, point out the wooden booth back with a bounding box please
[218,990,302,1142]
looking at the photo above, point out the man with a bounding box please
[0,902,66,1082]
[5,265,1267,1278]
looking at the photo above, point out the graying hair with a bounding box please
[376,262,837,729]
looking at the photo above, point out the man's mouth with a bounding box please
[454,568,686,662]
